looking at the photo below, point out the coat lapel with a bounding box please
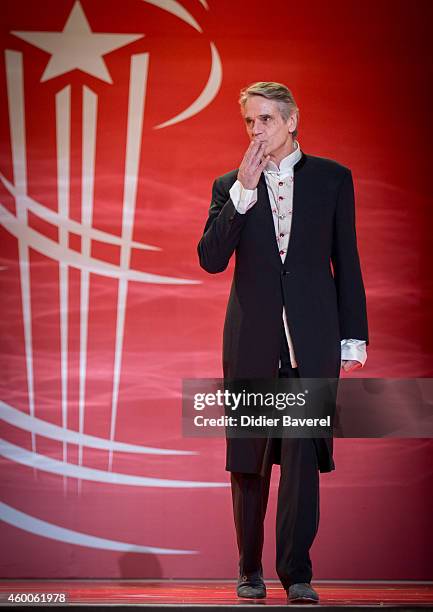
[283,152,307,268]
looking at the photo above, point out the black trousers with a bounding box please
[230,326,320,589]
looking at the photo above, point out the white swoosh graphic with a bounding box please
[0,440,229,488]
[0,401,195,456]
[0,502,196,554]
[0,203,199,284]
[0,173,160,252]
[155,42,222,129]
[142,0,202,32]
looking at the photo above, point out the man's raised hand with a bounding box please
[237,140,270,190]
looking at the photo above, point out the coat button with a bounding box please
[281,270,289,276]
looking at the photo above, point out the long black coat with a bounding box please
[197,152,368,474]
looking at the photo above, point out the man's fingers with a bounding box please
[241,145,265,178]
[244,141,263,170]
[257,154,270,172]
[245,143,265,175]
[239,142,255,168]
[238,141,268,188]
[245,140,256,158]
[251,141,265,164]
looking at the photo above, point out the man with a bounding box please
[197,82,368,603]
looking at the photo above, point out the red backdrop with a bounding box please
[0,0,432,579]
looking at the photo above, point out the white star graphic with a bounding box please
[11,1,144,84]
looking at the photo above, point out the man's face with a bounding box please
[242,95,296,159]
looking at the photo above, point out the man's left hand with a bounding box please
[341,360,362,372]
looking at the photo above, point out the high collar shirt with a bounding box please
[229,141,367,368]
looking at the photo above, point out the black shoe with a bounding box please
[287,582,319,603]
[237,570,266,599]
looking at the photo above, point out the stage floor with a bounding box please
[1,580,433,608]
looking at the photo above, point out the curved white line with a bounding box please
[155,42,222,129]
[0,203,199,285]
[0,502,196,554]
[0,440,229,488]
[142,0,202,33]
[197,0,209,8]
[0,173,160,252]
[0,401,196,458]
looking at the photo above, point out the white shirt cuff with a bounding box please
[229,180,258,214]
[341,339,367,366]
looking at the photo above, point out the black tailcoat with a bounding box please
[198,152,368,474]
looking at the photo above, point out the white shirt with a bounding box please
[229,140,367,368]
